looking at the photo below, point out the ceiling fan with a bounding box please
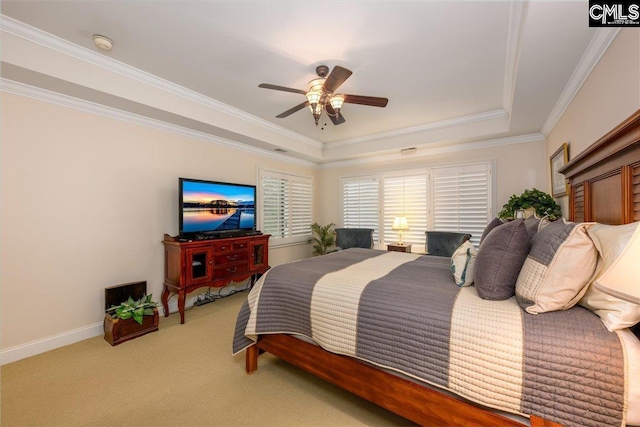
[259,65,388,127]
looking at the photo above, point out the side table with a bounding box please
[387,243,412,253]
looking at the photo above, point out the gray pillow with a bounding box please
[523,217,541,240]
[474,219,531,300]
[480,217,504,244]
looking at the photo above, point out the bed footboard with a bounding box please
[245,334,562,426]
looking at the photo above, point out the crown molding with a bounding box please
[325,109,509,149]
[320,133,545,169]
[503,1,528,115]
[541,27,621,137]
[0,14,323,151]
[1,78,319,168]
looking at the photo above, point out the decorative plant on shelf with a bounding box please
[310,222,336,256]
[498,188,562,220]
[107,295,158,325]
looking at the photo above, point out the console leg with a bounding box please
[178,290,186,324]
[161,286,170,318]
[246,344,258,374]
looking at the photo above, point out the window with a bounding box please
[342,176,380,241]
[259,169,313,245]
[382,171,428,245]
[341,162,493,249]
[432,163,491,247]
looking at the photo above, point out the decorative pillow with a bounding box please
[450,241,477,287]
[579,222,640,331]
[474,219,530,300]
[523,217,540,240]
[480,217,504,244]
[516,219,598,314]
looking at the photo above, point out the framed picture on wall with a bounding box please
[550,143,569,197]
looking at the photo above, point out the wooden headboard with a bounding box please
[559,109,640,225]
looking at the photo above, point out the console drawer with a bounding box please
[215,252,248,265]
[234,242,249,250]
[214,242,233,252]
[215,263,248,278]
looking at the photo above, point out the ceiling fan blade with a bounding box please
[276,101,309,118]
[343,94,388,107]
[325,104,346,125]
[322,66,353,93]
[259,83,307,95]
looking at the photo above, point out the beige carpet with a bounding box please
[1,291,411,426]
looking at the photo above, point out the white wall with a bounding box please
[317,140,547,234]
[546,29,640,215]
[0,93,318,353]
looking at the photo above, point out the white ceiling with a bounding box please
[0,1,607,163]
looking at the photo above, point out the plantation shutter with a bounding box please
[291,179,313,237]
[260,169,313,244]
[342,176,380,241]
[432,163,492,247]
[382,170,428,245]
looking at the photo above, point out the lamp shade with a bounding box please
[330,94,345,111]
[392,216,409,231]
[306,90,321,106]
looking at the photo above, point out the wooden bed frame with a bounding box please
[244,109,640,426]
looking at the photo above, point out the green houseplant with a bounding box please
[310,222,336,256]
[498,188,562,220]
[107,295,158,325]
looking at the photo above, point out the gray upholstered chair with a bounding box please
[334,228,375,250]
[424,231,471,257]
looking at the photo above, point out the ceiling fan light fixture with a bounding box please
[308,103,322,126]
[306,90,321,107]
[330,94,345,116]
[308,78,325,93]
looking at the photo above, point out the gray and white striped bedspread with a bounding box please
[233,248,626,427]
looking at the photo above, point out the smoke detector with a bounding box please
[93,35,114,51]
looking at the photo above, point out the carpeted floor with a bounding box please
[0,291,411,426]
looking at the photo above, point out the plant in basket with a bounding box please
[107,295,158,325]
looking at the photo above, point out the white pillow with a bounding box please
[578,222,640,331]
[451,241,477,287]
[516,219,598,314]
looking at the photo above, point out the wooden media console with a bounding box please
[162,233,270,323]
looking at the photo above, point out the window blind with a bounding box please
[382,171,428,245]
[432,163,491,247]
[342,176,380,241]
[260,170,313,245]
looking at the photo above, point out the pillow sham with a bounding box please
[474,219,530,300]
[579,222,640,331]
[523,215,551,240]
[480,217,504,244]
[516,219,598,314]
[450,240,477,287]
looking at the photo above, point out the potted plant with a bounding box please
[310,222,336,256]
[104,295,159,345]
[498,188,562,220]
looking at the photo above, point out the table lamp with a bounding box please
[392,216,409,245]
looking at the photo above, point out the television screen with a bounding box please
[179,178,256,235]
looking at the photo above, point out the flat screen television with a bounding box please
[179,178,256,236]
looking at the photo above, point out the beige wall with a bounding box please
[0,93,317,350]
[546,29,640,215]
[317,140,547,231]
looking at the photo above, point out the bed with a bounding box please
[233,109,640,427]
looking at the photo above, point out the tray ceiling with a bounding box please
[0,1,608,163]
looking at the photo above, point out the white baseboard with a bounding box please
[0,322,104,365]
[0,282,251,365]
